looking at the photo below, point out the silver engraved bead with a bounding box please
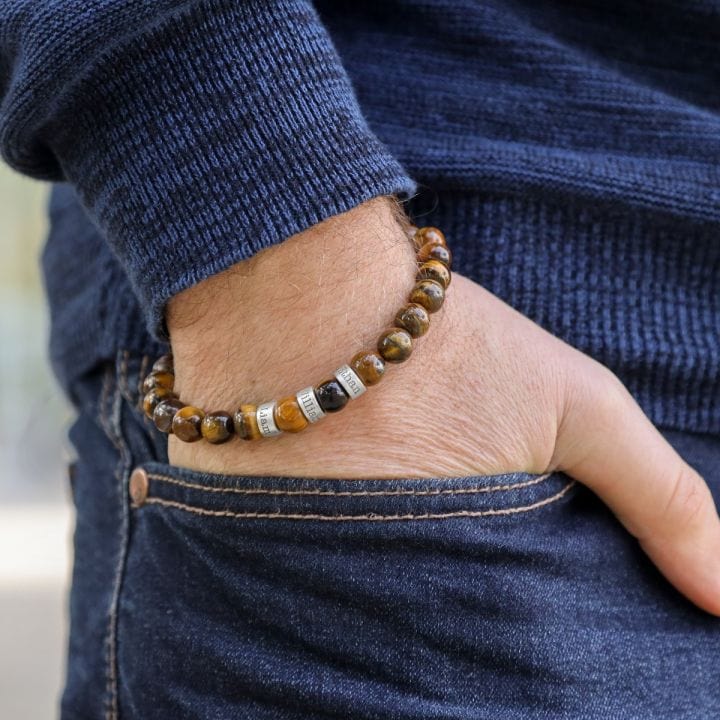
[296,386,326,424]
[256,401,282,437]
[334,364,366,399]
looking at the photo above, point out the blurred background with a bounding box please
[1,164,74,717]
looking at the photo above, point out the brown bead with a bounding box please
[152,354,174,373]
[172,406,205,443]
[143,387,175,419]
[394,303,430,338]
[377,328,413,363]
[414,226,446,250]
[153,398,184,433]
[274,396,309,433]
[416,259,451,289]
[234,404,262,441]
[350,351,386,386]
[201,412,235,444]
[417,242,452,268]
[409,279,445,313]
[142,371,175,394]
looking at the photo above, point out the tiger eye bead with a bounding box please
[394,303,430,338]
[142,371,175,394]
[274,396,309,433]
[153,398,184,433]
[152,354,174,374]
[201,412,235,444]
[143,387,175,419]
[416,259,451,289]
[350,351,386,386]
[234,404,262,441]
[409,279,445,313]
[417,242,452,268]
[377,328,413,363]
[315,379,350,413]
[414,226,446,251]
[172,406,205,443]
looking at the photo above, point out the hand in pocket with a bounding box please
[165,196,720,615]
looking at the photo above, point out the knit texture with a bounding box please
[3,0,720,433]
[0,0,417,338]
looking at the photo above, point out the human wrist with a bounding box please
[165,195,419,411]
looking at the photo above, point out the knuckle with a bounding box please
[595,364,631,408]
[570,356,626,407]
[661,465,710,534]
[552,358,630,468]
[565,359,630,430]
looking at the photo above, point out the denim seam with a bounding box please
[139,480,576,520]
[102,350,134,720]
[135,353,150,407]
[97,362,118,449]
[94,362,123,719]
[145,471,553,497]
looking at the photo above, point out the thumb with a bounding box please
[553,361,720,616]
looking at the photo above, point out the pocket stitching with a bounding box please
[140,480,576,521]
[145,470,554,497]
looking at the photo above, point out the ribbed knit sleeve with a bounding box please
[0,0,417,339]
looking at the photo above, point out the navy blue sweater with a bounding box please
[1,1,719,434]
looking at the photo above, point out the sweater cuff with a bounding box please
[41,1,418,340]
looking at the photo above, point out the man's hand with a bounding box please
[166,195,720,616]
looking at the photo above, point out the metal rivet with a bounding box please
[129,468,149,507]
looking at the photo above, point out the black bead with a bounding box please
[315,379,350,413]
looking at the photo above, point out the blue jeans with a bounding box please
[62,350,720,719]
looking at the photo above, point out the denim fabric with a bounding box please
[62,350,720,719]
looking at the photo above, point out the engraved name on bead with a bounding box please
[334,365,366,399]
[296,386,326,423]
[256,401,282,437]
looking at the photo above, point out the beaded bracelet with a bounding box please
[141,225,452,444]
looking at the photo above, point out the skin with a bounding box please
[167,195,720,617]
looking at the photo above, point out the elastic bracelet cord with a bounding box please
[141,225,452,444]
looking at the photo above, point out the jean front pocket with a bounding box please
[115,457,578,719]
